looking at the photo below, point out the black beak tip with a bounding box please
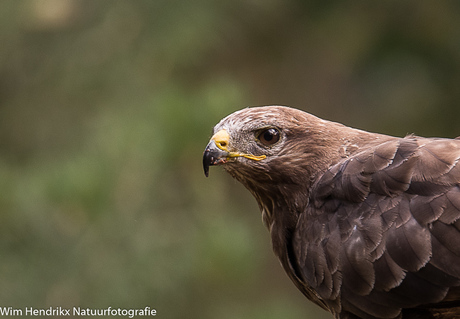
[203,149,211,177]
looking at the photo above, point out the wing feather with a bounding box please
[414,263,460,287]
[294,137,460,318]
[340,226,375,295]
[372,250,406,291]
[431,235,460,278]
[385,217,431,272]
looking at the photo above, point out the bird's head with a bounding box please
[203,106,345,197]
[204,107,284,176]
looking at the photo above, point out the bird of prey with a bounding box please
[203,106,460,319]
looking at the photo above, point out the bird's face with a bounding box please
[203,106,292,178]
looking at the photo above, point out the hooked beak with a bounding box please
[203,139,229,177]
[203,130,231,177]
[203,129,266,177]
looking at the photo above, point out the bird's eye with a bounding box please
[258,128,280,146]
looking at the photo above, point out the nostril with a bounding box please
[220,141,227,147]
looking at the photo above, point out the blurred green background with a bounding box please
[1,1,460,318]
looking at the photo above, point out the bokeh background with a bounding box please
[2,1,460,318]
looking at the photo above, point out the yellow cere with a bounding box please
[211,129,231,151]
[211,129,266,161]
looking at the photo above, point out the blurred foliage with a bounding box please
[1,1,460,318]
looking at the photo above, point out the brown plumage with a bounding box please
[202,106,460,319]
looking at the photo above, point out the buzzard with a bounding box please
[202,106,460,319]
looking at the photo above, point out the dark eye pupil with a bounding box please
[264,129,276,141]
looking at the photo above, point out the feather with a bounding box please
[410,194,445,226]
[431,221,460,257]
[340,227,375,295]
[440,186,460,224]
[415,263,460,287]
[373,251,407,291]
[386,218,431,272]
[342,288,402,319]
[431,233,460,278]
[389,272,449,305]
